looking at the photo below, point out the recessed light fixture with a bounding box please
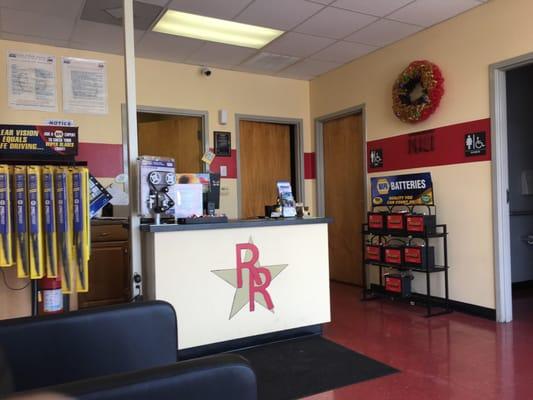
[153,10,284,49]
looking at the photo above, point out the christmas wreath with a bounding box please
[392,60,444,123]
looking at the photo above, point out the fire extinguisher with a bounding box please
[38,277,63,315]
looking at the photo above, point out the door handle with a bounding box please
[521,235,533,245]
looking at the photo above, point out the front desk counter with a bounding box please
[141,217,331,357]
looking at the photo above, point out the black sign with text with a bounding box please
[465,131,486,156]
[0,124,78,156]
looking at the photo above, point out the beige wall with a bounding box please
[310,0,533,309]
[0,39,311,319]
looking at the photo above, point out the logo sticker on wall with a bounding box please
[211,238,288,319]
[465,132,486,156]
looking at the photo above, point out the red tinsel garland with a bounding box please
[392,60,444,123]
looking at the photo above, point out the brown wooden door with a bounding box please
[138,116,203,173]
[240,120,292,218]
[78,241,131,309]
[323,113,364,284]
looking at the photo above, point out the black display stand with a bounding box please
[0,155,87,316]
[361,204,452,318]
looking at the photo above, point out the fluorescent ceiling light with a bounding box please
[153,10,284,49]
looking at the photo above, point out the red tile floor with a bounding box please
[305,282,533,400]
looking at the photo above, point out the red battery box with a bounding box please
[384,273,411,297]
[406,214,437,235]
[386,213,406,235]
[383,246,404,265]
[367,212,387,233]
[365,245,382,262]
[404,246,435,269]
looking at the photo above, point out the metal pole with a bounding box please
[123,0,142,298]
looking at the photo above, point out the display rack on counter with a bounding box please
[361,204,452,318]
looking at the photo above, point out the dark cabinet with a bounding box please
[78,220,131,309]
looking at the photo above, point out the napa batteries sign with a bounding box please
[371,172,434,206]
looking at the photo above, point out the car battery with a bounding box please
[384,273,411,297]
[404,245,435,269]
[367,212,387,233]
[406,214,437,235]
[386,213,407,235]
[383,245,404,265]
[365,244,382,262]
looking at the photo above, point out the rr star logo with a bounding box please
[211,238,288,319]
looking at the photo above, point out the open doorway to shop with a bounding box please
[505,64,533,320]
[237,116,304,219]
[316,107,366,285]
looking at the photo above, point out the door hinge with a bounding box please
[506,189,510,204]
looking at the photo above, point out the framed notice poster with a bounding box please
[214,131,231,156]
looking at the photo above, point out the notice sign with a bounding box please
[465,131,486,156]
[62,57,108,115]
[0,124,78,156]
[371,172,434,206]
[7,51,57,112]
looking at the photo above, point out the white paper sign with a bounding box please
[7,51,57,111]
[44,119,75,127]
[62,57,108,114]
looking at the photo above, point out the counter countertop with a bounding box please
[141,217,331,233]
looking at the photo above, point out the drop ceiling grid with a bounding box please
[0,0,489,80]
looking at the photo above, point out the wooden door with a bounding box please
[323,113,364,284]
[138,116,203,173]
[240,120,292,218]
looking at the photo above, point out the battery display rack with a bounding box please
[361,204,451,318]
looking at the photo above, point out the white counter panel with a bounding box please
[144,223,330,349]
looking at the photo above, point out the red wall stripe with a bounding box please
[209,149,237,179]
[76,143,123,178]
[367,118,491,173]
[304,152,316,180]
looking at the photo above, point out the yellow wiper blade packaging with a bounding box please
[55,167,73,293]
[27,166,44,279]
[14,166,29,278]
[0,165,13,267]
[42,166,58,277]
[71,167,90,292]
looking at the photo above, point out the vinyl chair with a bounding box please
[0,301,257,400]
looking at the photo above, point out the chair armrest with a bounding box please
[20,354,257,400]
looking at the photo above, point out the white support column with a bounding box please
[123,0,142,297]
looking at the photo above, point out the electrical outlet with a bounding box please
[220,165,227,177]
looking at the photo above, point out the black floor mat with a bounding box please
[232,336,398,400]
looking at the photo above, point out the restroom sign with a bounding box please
[465,132,486,156]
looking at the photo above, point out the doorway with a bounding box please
[316,107,366,285]
[237,116,304,219]
[504,64,533,320]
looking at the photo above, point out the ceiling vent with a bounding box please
[242,52,299,73]
[81,0,163,30]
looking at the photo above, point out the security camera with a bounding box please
[200,67,212,77]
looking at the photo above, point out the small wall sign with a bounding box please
[214,131,231,157]
[369,149,383,168]
[465,132,486,156]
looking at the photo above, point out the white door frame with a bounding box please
[490,52,533,323]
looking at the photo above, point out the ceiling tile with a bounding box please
[187,42,257,66]
[0,8,75,40]
[277,58,340,79]
[136,32,205,62]
[241,52,300,73]
[140,0,170,6]
[306,0,336,4]
[0,32,70,49]
[168,0,252,19]
[70,20,144,55]
[387,0,482,27]
[0,0,83,19]
[310,40,376,63]
[80,0,163,31]
[294,7,377,39]
[235,0,324,30]
[345,19,422,46]
[331,0,414,17]
[263,32,335,58]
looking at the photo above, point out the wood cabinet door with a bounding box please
[323,113,365,285]
[78,241,131,309]
[240,120,292,218]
